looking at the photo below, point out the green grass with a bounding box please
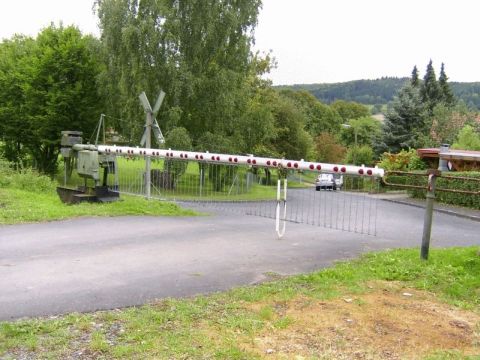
[0,247,478,359]
[0,158,198,224]
[0,188,197,225]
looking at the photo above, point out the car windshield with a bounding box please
[319,174,333,180]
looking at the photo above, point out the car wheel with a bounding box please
[315,186,320,191]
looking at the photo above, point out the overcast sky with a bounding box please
[1,0,479,85]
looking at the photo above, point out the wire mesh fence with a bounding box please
[67,156,380,236]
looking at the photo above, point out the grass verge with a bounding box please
[0,188,197,225]
[0,247,478,359]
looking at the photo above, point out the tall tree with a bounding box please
[0,26,103,175]
[0,36,35,168]
[420,60,441,114]
[315,132,346,163]
[330,100,369,122]
[270,94,313,160]
[411,65,420,87]
[96,0,263,144]
[27,26,103,175]
[438,62,456,106]
[340,116,382,148]
[279,89,341,136]
[380,84,427,153]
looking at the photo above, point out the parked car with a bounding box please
[315,173,343,191]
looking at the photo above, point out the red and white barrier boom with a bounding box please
[73,144,385,178]
[72,143,384,238]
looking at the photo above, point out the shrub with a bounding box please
[0,158,56,193]
[409,171,480,209]
[452,124,480,151]
[377,149,426,172]
[344,145,374,166]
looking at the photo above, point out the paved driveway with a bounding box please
[0,197,478,320]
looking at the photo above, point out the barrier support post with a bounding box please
[421,170,439,260]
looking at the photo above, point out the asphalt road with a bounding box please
[0,193,479,320]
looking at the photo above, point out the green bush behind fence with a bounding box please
[384,171,480,209]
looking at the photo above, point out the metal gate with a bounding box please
[63,144,383,237]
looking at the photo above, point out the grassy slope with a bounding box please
[0,247,478,359]
[0,188,197,224]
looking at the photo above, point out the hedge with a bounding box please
[393,171,480,210]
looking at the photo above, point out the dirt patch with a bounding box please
[245,283,480,359]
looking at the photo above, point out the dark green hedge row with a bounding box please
[397,171,480,210]
[430,172,480,209]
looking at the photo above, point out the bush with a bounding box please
[409,171,480,209]
[0,158,56,193]
[344,145,374,166]
[377,149,426,172]
[452,124,480,151]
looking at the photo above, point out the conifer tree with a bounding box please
[420,60,441,114]
[438,63,456,106]
[411,65,420,87]
[380,84,427,153]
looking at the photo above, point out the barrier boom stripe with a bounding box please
[74,144,385,177]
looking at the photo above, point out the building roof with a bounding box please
[417,148,480,162]
[440,149,480,162]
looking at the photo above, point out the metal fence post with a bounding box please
[421,170,439,260]
[199,168,203,197]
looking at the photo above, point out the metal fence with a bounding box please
[95,156,380,236]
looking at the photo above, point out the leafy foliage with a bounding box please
[330,100,369,122]
[0,36,35,168]
[96,0,262,145]
[377,149,426,172]
[408,171,480,209]
[452,125,480,151]
[314,132,346,163]
[270,94,313,160]
[279,89,341,136]
[340,116,381,148]
[0,25,103,175]
[344,145,374,166]
[429,103,476,147]
[164,127,193,183]
[0,158,56,193]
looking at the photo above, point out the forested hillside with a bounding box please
[279,78,480,110]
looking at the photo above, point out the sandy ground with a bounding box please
[245,282,480,359]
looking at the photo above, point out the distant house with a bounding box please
[417,148,480,171]
[371,114,385,123]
